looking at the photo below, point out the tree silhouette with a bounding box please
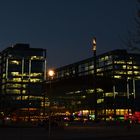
[121,0,140,52]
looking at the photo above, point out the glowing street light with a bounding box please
[48,70,55,77]
[92,37,96,51]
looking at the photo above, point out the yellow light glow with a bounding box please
[30,73,42,77]
[122,65,126,69]
[31,56,44,60]
[97,98,104,104]
[48,70,55,77]
[11,72,19,76]
[10,60,20,65]
[30,79,41,82]
[114,61,125,64]
[105,92,113,97]
[114,75,121,79]
[11,78,22,82]
[134,71,140,75]
[92,37,96,51]
[128,71,132,74]
[127,61,132,64]
[133,66,138,69]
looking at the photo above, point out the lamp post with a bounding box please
[48,69,55,137]
[132,78,136,113]
[92,37,97,122]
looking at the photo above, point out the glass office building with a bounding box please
[0,44,47,121]
[49,49,140,120]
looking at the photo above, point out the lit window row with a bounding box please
[16,95,43,101]
[114,75,122,79]
[105,92,113,97]
[6,84,27,88]
[99,55,111,62]
[122,65,139,69]
[30,79,42,82]
[6,89,21,94]
[114,60,132,64]
[30,56,44,60]
[10,72,42,77]
[114,61,125,64]
[97,98,104,104]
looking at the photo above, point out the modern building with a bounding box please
[47,49,140,121]
[0,44,47,121]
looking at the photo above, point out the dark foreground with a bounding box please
[0,123,140,140]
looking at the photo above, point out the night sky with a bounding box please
[0,0,137,68]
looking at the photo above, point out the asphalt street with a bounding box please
[0,123,140,140]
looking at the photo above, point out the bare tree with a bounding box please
[121,0,140,52]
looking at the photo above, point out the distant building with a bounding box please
[47,49,140,120]
[0,43,47,121]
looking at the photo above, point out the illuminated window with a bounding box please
[6,89,20,94]
[105,92,113,97]
[115,71,126,74]
[134,71,140,75]
[7,84,21,88]
[12,78,22,82]
[22,90,26,94]
[86,89,94,94]
[22,96,28,100]
[127,66,132,69]
[97,88,103,92]
[23,80,29,82]
[30,78,42,82]
[104,56,109,60]
[22,84,27,88]
[11,72,19,76]
[100,57,104,62]
[9,78,22,82]
[31,56,44,60]
[89,65,93,70]
[116,109,130,115]
[75,90,81,93]
[133,66,139,69]
[127,61,132,64]
[2,74,6,78]
[114,75,121,79]
[16,96,21,100]
[97,99,104,104]
[136,76,140,79]
[128,71,132,75]
[106,109,114,115]
[10,60,20,65]
[97,68,103,72]
[82,96,86,99]
[30,73,42,77]
[29,96,43,100]
[114,61,125,64]
[122,65,126,69]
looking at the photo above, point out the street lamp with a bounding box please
[48,70,55,78]
[92,37,97,122]
[47,69,55,137]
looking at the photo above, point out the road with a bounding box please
[0,123,140,140]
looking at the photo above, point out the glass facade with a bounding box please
[49,49,140,120]
[0,44,47,121]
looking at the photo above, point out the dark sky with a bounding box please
[0,0,137,68]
